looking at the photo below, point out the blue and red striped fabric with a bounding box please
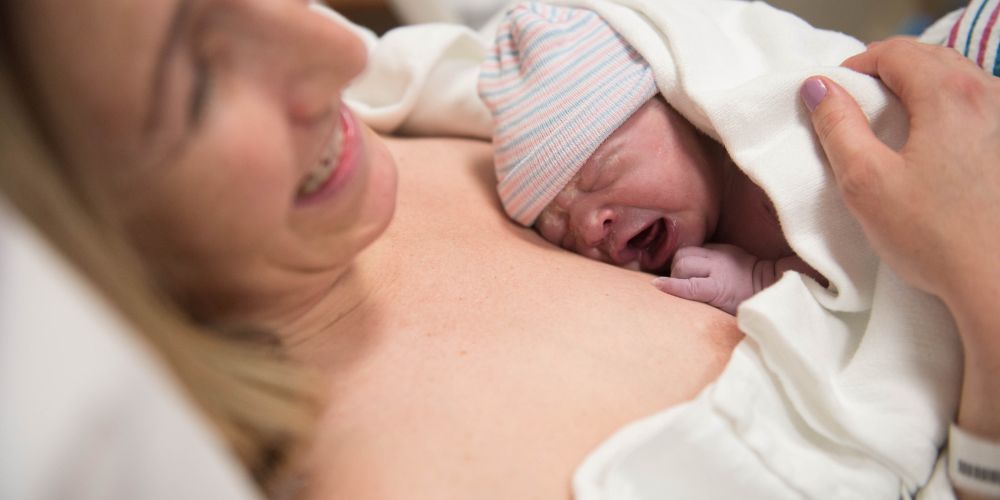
[945,0,1000,76]
[478,2,658,227]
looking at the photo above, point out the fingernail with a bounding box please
[801,78,828,112]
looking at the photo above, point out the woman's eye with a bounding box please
[189,59,212,126]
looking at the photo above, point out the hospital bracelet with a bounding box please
[948,423,1000,497]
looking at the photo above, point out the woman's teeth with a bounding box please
[298,124,344,197]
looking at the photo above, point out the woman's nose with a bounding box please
[270,4,368,124]
[574,207,615,248]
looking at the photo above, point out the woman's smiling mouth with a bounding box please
[298,121,343,197]
[295,105,361,205]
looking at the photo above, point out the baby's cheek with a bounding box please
[553,182,582,205]
[578,246,607,262]
[534,209,566,245]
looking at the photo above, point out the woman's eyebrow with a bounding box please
[142,0,193,136]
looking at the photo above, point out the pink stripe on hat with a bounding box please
[478,2,658,226]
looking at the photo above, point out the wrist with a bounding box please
[940,272,1000,356]
[952,298,1000,442]
[957,345,1000,442]
[936,271,1000,442]
[938,260,1000,341]
[948,423,1000,497]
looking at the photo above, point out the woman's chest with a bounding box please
[309,315,735,500]
[305,244,739,500]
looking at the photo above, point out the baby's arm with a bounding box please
[652,245,824,314]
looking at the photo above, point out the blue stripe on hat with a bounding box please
[479,14,601,81]
[494,61,651,155]
[501,66,656,207]
[492,36,623,128]
[499,67,655,209]
[481,21,609,101]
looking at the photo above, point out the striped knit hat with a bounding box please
[479,2,658,226]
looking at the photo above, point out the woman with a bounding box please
[0,0,741,498]
[5,0,998,499]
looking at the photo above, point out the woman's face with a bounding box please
[16,0,397,322]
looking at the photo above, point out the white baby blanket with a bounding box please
[337,1,964,498]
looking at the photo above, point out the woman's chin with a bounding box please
[355,124,399,250]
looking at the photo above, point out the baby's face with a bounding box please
[535,97,723,273]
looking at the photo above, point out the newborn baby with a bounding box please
[479,2,824,314]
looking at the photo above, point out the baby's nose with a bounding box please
[576,208,614,248]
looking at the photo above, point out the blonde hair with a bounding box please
[0,24,319,493]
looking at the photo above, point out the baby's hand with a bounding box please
[652,244,757,315]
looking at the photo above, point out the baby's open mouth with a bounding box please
[628,218,665,251]
[626,218,673,272]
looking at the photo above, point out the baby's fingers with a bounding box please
[652,276,719,305]
[670,255,713,279]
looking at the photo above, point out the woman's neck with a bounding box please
[259,250,394,365]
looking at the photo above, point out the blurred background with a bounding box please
[325,0,966,41]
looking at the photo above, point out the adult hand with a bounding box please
[801,38,1000,332]
[800,38,1000,443]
